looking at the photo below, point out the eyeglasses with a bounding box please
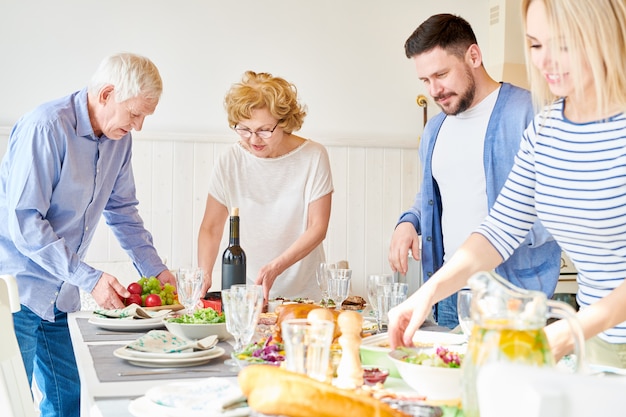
[233,121,280,139]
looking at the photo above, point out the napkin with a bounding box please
[125,330,218,353]
[93,304,170,319]
[144,377,246,415]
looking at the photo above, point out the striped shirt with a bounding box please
[478,99,626,343]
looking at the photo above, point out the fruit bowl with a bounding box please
[163,320,231,341]
[388,346,464,401]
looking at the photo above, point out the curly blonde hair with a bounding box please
[224,71,307,134]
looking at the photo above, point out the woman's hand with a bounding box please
[255,262,282,301]
[387,288,435,349]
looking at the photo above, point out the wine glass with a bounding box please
[221,288,241,367]
[221,284,263,367]
[327,268,352,310]
[316,262,336,306]
[175,268,204,314]
[366,274,394,318]
[457,288,473,339]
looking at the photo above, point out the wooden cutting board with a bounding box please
[144,303,184,312]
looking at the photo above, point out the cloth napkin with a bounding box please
[144,377,246,416]
[125,330,218,353]
[93,304,170,319]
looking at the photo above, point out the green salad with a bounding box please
[401,346,464,368]
[166,307,225,324]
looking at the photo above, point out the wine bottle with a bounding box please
[221,207,247,290]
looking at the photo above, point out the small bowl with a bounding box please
[362,365,390,386]
[359,333,399,377]
[388,347,463,400]
[163,320,230,341]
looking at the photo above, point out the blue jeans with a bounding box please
[435,292,459,329]
[13,306,80,417]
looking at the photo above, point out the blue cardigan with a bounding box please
[398,83,561,295]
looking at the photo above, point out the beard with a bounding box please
[434,66,476,116]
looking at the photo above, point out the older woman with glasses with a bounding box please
[198,71,334,302]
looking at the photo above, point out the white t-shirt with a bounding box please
[207,139,334,299]
[432,87,500,261]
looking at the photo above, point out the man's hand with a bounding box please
[91,272,129,309]
[388,222,421,275]
[156,269,176,288]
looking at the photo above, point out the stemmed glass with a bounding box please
[221,284,264,367]
[457,288,473,339]
[366,274,394,318]
[316,262,336,307]
[327,268,352,311]
[175,268,204,314]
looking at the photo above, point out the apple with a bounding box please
[124,293,142,306]
[144,294,162,307]
[127,282,142,295]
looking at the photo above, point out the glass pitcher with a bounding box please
[461,271,585,417]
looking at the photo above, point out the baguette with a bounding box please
[238,365,408,417]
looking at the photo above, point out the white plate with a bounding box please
[114,346,225,367]
[412,330,466,346]
[88,315,167,331]
[129,395,249,417]
[118,346,217,360]
[361,330,466,349]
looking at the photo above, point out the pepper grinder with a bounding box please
[334,310,363,389]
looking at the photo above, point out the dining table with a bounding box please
[68,308,425,417]
[67,310,241,417]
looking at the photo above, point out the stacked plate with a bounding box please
[113,345,225,367]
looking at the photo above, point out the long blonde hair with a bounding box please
[522,0,626,118]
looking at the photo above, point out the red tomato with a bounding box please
[144,294,162,307]
[127,282,142,295]
[124,293,142,306]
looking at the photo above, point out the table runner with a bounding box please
[77,317,158,342]
[88,343,238,382]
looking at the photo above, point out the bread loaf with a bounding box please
[238,365,408,417]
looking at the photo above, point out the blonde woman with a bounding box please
[388,0,626,368]
[198,71,333,302]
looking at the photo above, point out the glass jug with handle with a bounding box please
[461,271,585,417]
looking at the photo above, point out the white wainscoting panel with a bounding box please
[0,128,420,299]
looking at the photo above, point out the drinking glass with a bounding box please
[175,268,204,314]
[221,284,264,367]
[316,262,336,306]
[457,288,473,339]
[366,274,394,317]
[282,318,335,382]
[376,282,408,332]
[327,268,352,310]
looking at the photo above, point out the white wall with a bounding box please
[0,0,491,145]
[0,1,494,298]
